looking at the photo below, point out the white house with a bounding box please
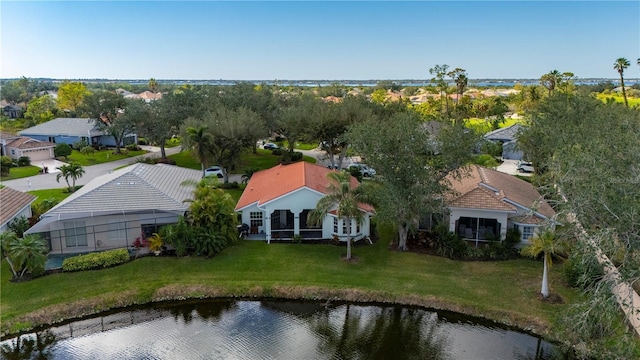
[0,187,36,233]
[235,162,374,243]
[483,123,525,160]
[444,165,556,247]
[25,163,201,255]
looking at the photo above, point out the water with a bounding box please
[0,299,561,360]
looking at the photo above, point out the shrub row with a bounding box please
[62,248,130,272]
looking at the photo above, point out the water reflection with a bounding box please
[0,300,561,360]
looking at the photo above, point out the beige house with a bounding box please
[0,131,55,161]
[26,163,201,255]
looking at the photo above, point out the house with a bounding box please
[25,163,201,255]
[0,187,36,233]
[19,117,137,148]
[235,162,374,243]
[0,131,55,161]
[2,104,23,119]
[483,123,524,160]
[443,164,556,247]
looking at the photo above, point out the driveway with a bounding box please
[496,159,532,177]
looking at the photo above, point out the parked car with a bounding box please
[204,165,224,178]
[516,161,534,173]
[263,143,279,150]
[346,163,376,178]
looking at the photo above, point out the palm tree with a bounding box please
[183,125,212,178]
[614,57,630,107]
[308,171,372,261]
[520,230,566,298]
[0,231,20,278]
[9,234,48,278]
[56,162,85,192]
[540,70,561,95]
[241,167,259,184]
[148,78,158,93]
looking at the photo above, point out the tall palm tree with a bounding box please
[308,171,372,261]
[520,230,566,298]
[614,57,630,107]
[55,162,85,192]
[183,125,212,178]
[540,70,561,95]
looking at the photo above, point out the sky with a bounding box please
[1,1,639,80]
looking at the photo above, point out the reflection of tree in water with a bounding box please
[311,304,450,360]
[0,329,57,360]
[165,300,236,324]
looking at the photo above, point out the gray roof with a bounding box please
[42,163,201,219]
[19,118,104,138]
[483,123,524,142]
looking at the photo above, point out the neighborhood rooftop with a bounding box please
[19,118,102,138]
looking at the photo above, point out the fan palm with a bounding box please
[308,171,372,261]
[520,230,566,298]
[0,231,19,278]
[9,234,48,278]
[183,125,213,178]
[613,57,630,107]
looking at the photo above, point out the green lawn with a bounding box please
[27,188,74,205]
[466,117,523,135]
[0,238,580,340]
[0,166,41,181]
[63,149,146,166]
[595,93,640,107]
[169,149,316,174]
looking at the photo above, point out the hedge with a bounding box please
[62,248,131,272]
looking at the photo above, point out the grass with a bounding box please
[0,166,41,181]
[466,117,522,134]
[63,148,146,166]
[0,238,580,340]
[27,188,74,205]
[595,93,640,107]
[169,149,316,174]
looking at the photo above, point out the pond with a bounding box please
[0,299,563,359]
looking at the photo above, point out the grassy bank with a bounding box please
[0,165,41,181]
[1,238,579,339]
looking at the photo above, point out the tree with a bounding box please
[429,64,450,116]
[30,198,59,226]
[308,171,372,261]
[79,91,132,154]
[613,57,630,107]
[53,143,72,159]
[0,231,20,278]
[0,80,22,104]
[57,81,89,114]
[23,95,57,125]
[56,162,85,192]
[348,112,478,251]
[520,230,565,298]
[148,78,158,93]
[540,70,561,95]
[1,156,13,177]
[447,68,468,106]
[182,124,213,177]
[8,234,48,279]
[7,216,30,238]
[276,93,321,162]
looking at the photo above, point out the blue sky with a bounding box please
[1,1,639,80]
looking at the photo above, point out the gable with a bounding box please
[0,187,36,227]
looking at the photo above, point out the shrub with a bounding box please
[72,139,88,150]
[62,248,130,272]
[432,223,469,260]
[291,151,303,161]
[138,138,148,145]
[126,143,141,151]
[1,156,14,176]
[54,143,72,158]
[220,181,239,189]
[17,156,31,167]
[80,145,96,157]
[271,148,282,156]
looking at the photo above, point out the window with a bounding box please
[250,212,263,227]
[342,219,348,235]
[64,221,88,247]
[108,221,127,240]
[356,221,361,234]
[521,226,534,242]
[333,217,338,234]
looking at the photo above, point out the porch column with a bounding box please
[293,210,301,236]
[264,212,271,244]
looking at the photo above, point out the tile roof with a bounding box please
[0,130,20,140]
[44,163,201,217]
[19,118,103,138]
[447,165,555,219]
[235,162,374,212]
[5,137,55,150]
[0,187,36,227]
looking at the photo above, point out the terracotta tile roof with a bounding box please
[0,187,36,227]
[5,137,55,150]
[235,162,374,213]
[447,165,555,219]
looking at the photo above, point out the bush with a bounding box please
[291,151,303,161]
[72,139,88,150]
[62,248,130,272]
[0,156,13,176]
[138,138,148,145]
[126,143,141,151]
[80,145,96,157]
[54,143,72,158]
[432,224,469,260]
[271,148,282,156]
[17,156,31,167]
[220,181,239,189]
